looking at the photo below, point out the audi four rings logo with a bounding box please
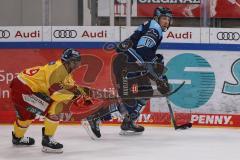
[53,30,77,38]
[0,30,10,38]
[217,32,240,41]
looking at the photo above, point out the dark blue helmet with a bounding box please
[61,48,81,63]
[153,7,173,19]
[153,7,173,30]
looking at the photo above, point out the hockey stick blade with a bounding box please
[175,123,192,130]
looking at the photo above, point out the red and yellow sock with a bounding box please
[13,119,33,138]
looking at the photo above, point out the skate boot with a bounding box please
[12,132,35,146]
[82,116,101,140]
[120,114,144,135]
[41,127,63,153]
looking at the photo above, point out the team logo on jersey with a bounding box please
[23,68,40,76]
[147,28,159,38]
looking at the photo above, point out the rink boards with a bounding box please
[0,26,240,127]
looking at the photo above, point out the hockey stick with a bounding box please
[166,98,192,130]
[165,81,185,96]
[166,81,192,130]
[87,103,119,121]
[127,49,192,129]
[89,82,191,129]
[86,81,182,121]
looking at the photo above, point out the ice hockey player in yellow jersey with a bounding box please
[10,48,88,153]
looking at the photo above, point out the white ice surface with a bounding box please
[0,125,240,160]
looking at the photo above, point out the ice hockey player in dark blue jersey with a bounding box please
[117,7,172,63]
[82,7,173,139]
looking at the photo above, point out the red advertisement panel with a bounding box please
[1,49,240,128]
[137,3,200,17]
[214,0,240,18]
[137,0,240,18]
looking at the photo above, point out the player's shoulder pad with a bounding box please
[136,24,143,32]
[136,20,151,32]
[149,20,163,38]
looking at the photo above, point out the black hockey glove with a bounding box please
[116,39,133,52]
[156,75,171,95]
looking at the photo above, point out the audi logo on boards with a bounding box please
[53,30,77,38]
[0,30,10,38]
[217,32,240,41]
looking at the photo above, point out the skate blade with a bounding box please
[81,119,98,140]
[42,146,63,153]
[119,130,143,136]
